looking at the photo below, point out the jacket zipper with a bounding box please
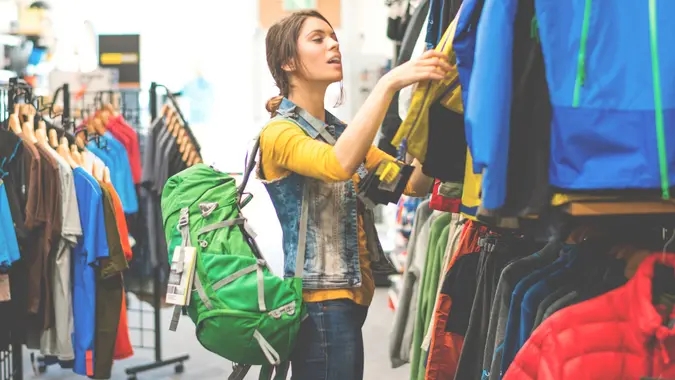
[573,0,592,107]
[648,0,670,200]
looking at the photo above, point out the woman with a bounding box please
[259,9,450,380]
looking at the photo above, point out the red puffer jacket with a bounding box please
[504,253,675,380]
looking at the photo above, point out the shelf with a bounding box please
[563,199,675,216]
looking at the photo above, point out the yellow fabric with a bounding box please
[259,120,420,306]
[392,12,463,163]
[461,149,482,221]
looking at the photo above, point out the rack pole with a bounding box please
[7,78,16,116]
[150,82,157,121]
[124,83,189,380]
[63,84,70,121]
[2,78,23,380]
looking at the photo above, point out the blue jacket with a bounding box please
[465,0,675,208]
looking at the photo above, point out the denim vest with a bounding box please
[257,98,395,289]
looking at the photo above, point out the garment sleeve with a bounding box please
[502,323,557,380]
[259,121,351,182]
[464,0,518,209]
[87,190,109,265]
[363,145,428,197]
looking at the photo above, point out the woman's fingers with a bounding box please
[413,66,447,81]
[421,49,447,60]
[416,55,452,73]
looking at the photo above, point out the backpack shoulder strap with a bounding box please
[236,114,289,199]
[237,114,310,279]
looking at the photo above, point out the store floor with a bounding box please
[23,288,409,380]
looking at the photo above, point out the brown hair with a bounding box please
[265,10,343,116]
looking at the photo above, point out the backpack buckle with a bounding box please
[268,301,296,319]
[177,208,190,230]
[199,202,218,218]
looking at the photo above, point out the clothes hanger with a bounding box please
[178,128,187,152]
[172,120,183,138]
[75,147,90,173]
[48,128,59,148]
[182,143,193,162]
[165,106,174,120]
[112,93,121,116]
[167,116,178,134]
[35,124,49,147]
[75,133,86,151]
[22,121,37,143]
[187,150,197,166]
[71,147,84,168]
[58,137,78,169]
[8,113,21,135]
[92,117,107,136]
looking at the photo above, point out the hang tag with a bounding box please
[437,181,463,198]
[128,235,137,249]
[0,274,11,302]
[166,247,197,306]
[356,164,368,181]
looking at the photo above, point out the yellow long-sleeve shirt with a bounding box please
[259,119,419,306]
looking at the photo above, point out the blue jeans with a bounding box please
[291,299,369,380]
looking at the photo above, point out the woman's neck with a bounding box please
[288,83,328,122]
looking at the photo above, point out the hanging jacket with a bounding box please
[504,253,675,380]
[392,11,467,184]
[467,0,675,201]
[380,0,430,152]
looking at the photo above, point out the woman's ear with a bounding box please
[281,59,296,73]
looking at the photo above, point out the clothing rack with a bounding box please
[122,83,190,380]
[150,82,201,152]
[0,79,24,380]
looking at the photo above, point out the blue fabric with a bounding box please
[0,181,20,268]
[453,0,486,159]
[517,252,582,350]
[466,0,675,198]
[262,98,361,289]
[72,168,109,376]
[291,299,368,380]
[87,133,138,214]
[464,0,518,209]
[425,0,443,49]
[499,249,573,379]
[534,0,675,190]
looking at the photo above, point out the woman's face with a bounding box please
[292,17,343,84]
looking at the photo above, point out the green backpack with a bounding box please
[161,145,307,379]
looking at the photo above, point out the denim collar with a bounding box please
[277,97,346,140]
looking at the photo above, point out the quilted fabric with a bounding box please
[504,253,675,380]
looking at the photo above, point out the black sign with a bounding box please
[98,34,140,87]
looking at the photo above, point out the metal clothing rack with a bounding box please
[0,79,25,380]
[123,83,190,380]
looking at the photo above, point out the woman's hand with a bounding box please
[331,50,451,177]
[382,50,452,92]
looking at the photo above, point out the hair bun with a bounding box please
[265,95,284,116]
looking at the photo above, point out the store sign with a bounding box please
[259,0,341,28]
[98,34,140,88]
[49,68,118,99]
[283,0,317,10]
